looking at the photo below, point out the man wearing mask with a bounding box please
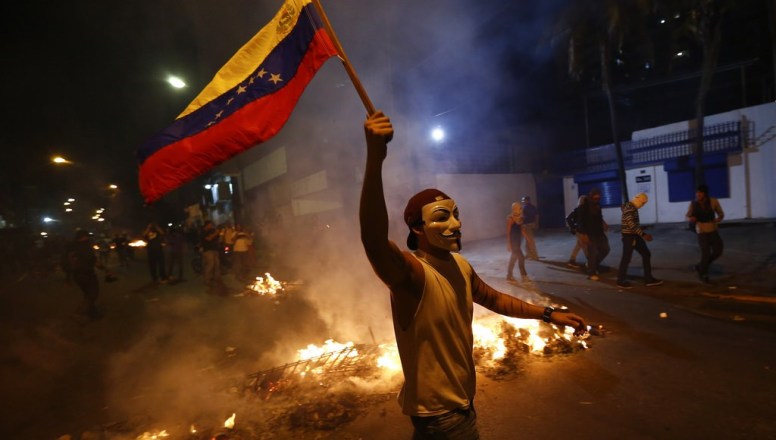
[575,188,610,281]
[616,193,663,288]
[520,196,539,260]
[359,111,588,438]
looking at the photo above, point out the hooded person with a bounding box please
[576,187,610,280]
[616,192,663,288]
[359,110,588,438]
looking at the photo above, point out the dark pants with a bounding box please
[586,234,610,275]
[167,251,183,280]
[147,248,166,282]
[411,405,479,440]
[73,270,99,318]
[617,234,652,282]
[697,231,724,276]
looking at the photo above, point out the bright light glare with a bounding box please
[42,217,55,223]
[167,75,186,89]
[431,127,446,143]
[52,156,70,164]
[108,184,118,189]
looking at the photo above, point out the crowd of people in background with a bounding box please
[558,184,724,286]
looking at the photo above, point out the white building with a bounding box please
[563,102,776,228]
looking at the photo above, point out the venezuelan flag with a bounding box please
[138,0,337,203]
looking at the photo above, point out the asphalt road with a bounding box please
[1,221,774,439]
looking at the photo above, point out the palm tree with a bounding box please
[553,0,653,203]
[656,1,731,187]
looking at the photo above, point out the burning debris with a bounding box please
[245,273,285,296]
[68,313,598,439]
[244,341,393,400]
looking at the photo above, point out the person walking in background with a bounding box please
[576,188,610,281]
[166,225,185,282]
[686,184,725,283]
[232,224,254,282]
[521,195,539,260]
[616,193,663,288]
[63,230,102,320]
[565,195,588,269]
[112,232,130,269]
[359,111,587,438]
[506,201,530,282]
[143,222,167,284]
[200,220,224,294]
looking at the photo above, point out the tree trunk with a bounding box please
[693,0,724,187]
[599,38,629,203]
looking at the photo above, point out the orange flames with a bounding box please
[246,273,285,296]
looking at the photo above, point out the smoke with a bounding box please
[96,0,573,432]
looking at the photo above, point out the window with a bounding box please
[665,153,729,202]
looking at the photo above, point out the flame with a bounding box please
[224,413,236,429]
[246,272,285,296]
[128,239,147,247]
[375,343,401,371]
[298,339,356,360]
[136,430,169,439]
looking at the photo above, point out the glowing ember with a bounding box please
[128,239,147,247]
[298,339,357,361]
[246,272,285,296]
[224,413,236,429]
[136,430,169,439]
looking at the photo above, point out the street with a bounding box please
[1,221,774,439]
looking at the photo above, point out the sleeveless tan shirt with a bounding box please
[393,250,476,416]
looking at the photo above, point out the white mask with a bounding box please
[419,199,461,252]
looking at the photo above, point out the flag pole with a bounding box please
[311,0,377,116]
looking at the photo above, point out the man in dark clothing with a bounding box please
[521,196,539,260]
[166,226,185,281]
[143,222,167,283]
[616,193,663,288]
[200,220,224,293]
[575,188,610,280]
[63,230,102,320]
[686,184,725,283]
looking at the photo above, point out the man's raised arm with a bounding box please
[359,112,406,285]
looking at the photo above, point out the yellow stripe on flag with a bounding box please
[178,0,313,119]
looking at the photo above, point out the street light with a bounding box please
[52,156,72,164]
[167,75,186,89]
[430,126,446,143]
